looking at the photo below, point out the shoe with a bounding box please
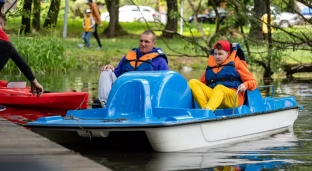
[78,44,85,48]
[92,98,106,108]
[0,105,6,111]
[97,46,102,49]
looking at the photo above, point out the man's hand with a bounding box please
[30,79,44,98]
[101,64,115,71]
[237,83,247,93]
[99,22,103,26]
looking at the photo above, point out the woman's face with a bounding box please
[0,15,5,29]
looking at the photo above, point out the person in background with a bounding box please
[87,0,103,49]
[92,30,169,108]
[0,8,44,101]
[188,40,257,111]
[79,9,95,48]
[261,13,274,40]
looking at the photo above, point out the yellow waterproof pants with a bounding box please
[188,79,238,111]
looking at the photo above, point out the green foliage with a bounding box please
[269,47,288,72]
[190,62,204,70]
[271,0,295,12]
[4,36,76,74]
[4,0,312,76]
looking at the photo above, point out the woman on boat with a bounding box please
[0,7,44,98]
[188,40,257,111]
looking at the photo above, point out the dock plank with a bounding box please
[0,117,111,171]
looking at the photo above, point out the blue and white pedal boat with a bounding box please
[25,71,300,152]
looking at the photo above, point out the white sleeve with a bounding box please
[90,17,95,28]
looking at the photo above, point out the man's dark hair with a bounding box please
[215,43,222,50]
[142,30,156,41]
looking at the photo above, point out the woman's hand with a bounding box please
[30,79,44,97]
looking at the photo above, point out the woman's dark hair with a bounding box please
[0,2,4,11]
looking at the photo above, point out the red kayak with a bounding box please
[0,80,89,110]
[0,108,67,125]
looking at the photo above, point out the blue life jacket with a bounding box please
[121,48,168,73]
[205,43,246,88]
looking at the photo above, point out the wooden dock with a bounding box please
[0,117,111,171]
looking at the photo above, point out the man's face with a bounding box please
[139,34,155,54]
[213,49,230,65]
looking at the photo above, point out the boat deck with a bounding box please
[0,117,111,171]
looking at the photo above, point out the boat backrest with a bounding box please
[106,71,194,118]
[6,81,27,88]
[244,88,266,113]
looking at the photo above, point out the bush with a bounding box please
[4,36,76,74]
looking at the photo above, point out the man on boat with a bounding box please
[93,30,169,108]
[0,4,43,101]
[188,40,257,111]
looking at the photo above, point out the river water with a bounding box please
[1,70,311,171]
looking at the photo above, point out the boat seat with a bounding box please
[193,88,266,114]
[263,97,274,110]
[6,81,27,88]
[193,98,251,115]
[272,96,297,110]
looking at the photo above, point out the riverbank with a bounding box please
[5,35,310,74]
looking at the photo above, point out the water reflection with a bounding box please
[0,70,311,171]
[85,129,298,171]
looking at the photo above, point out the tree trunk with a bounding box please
[162,0,178,38]
[20,0,32,35]
[43,0,61,28]
[207,0,222,7]
[103,0,124,37]
[283,63,312,77]
[264,0,273,78]
[262,66,273,78]
[248,0,266,39]
[32,0,41,32]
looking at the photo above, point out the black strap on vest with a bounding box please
[206,63,234,70]
[124,59,152,71]
[207,76,241,84]
[124,59,152,64]
[206,63,240,84]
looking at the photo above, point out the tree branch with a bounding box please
[186,0,209,43]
